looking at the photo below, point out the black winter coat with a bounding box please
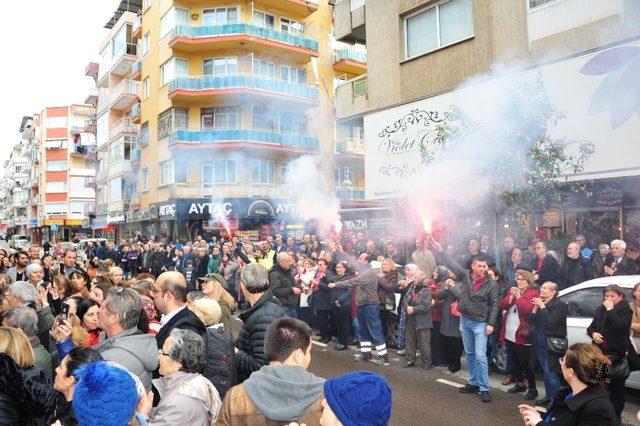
[327,273,353,309]
[587,298,633,358]
[313,271,334,310]
[538,385,617,425]
[235,290,284,383]
[600,254,638,276]
[202,325,236,400]
[560,257,594,290]
[530,296,568,374]
[531,254,561,285]
[155,306,206,349]
[268,263,298,308]
[0,355,66,426]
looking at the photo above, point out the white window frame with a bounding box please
[251,160,275,185]
[46,160,68,171]
[202,6,239,25]
[160,57,189,86]
[252,59,275,78]
[203,57,237,76]
[46,181,67,193]
[214,159,236,184]
[142,32,150,56]
[160,6,189,40]
[143,77,150,99]
[281,65,306,84]
[280,17,304,36]
[202,162,214,188]
[160,161,174,186]
[403,0,474,60]
[142,167,149,191]
[253,10,275,29]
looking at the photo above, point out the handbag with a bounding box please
[607,356,630,381]
[383,295,396,311]
[516,321,534,340]
[450,301,461,318]
[546,336,568,355]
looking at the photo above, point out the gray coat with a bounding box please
[332,267,379,306]
[404,283,433,330]
[96,328,159,391]
[438,285,461,337]
[151,372,221,425]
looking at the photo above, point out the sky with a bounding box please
[0,0,121,168]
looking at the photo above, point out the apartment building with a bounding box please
[31,105,97,242]
[118,0,336,240]
[333,0,640,241]
[0,138,31,238]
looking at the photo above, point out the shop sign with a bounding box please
[187,201,232,217]
[44,220,65,226]
[28,219,38,228]
[107,214,125,224]
[151,201,177,220]
[65,219,84,226]
[595,187,623,206]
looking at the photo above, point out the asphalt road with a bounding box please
[307,342,640,426]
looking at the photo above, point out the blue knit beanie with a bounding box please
[324,371,392,426]
[72,361,139,426]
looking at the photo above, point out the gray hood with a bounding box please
[243,365,324,422]
[97,328,159,371]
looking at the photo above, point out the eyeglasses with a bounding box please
[158,350,170,357]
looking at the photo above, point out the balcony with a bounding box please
[109,117,139,141]
[171,23,318,61]
[169,75,319,108]
[132,15,142,39]
[109,200,129,213]
[31,195,39,205]
[132,61,141,80]
[85,117,97,133]
[96,168,108,182]
[84,203,96,216]
[108,160,133,176]
[335,138,365,156]
[131,104,141,123]
[84,88,99,107]
[335,75,369,118]
[130,192,141,207]
[110,79,139,111]
[14,198,29,208]
[131,148,140,166]
[168,129,319,152]
[70,144,98,157]
[84,176,97,188]
[336,187,365,200]
[97,42,138,87]
[96,203,108,216]
[333,49,367,76]
[334,0,366,43]
[528,0,623,42]
[256,0,319,17]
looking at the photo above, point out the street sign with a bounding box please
[51,224,59,231]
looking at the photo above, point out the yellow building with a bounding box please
[130,0,336,239]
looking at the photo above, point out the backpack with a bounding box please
[202,326,236,400]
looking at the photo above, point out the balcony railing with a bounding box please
[336,188,365,200]
[130,192,140,206]
[96,203,108,216]
[335,49,367,63]
[84,176,97,188]
[170,74,319,100]
[172,23,318,51]
[110,79,139,104]
[108,160,133,175]
[84,203,96,215]
[131,103,141,118]
[335,138,365,155]
[109,118,139,140]
[131,149,141,163]
[168,129,320,150]
[133,15,142,36]
[132,60,141,76]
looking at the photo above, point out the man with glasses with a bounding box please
[152,271,205,349]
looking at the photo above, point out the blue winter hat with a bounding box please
[72,361,139,426]
[324,371,392,426]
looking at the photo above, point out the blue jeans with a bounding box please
[284,307,298,319]
[460,316,490,391]
[357,304,385,345]
[535,332,561,401]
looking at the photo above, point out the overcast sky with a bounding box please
[0,0,121,168]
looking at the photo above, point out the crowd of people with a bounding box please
[0,228,638,425]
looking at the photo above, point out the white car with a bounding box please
[558,275,640,389]
[14,239,30,250]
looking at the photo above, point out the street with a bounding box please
[308,342,640,426]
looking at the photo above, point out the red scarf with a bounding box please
[472,274,487,292]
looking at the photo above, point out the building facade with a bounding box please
[334,0,640,244]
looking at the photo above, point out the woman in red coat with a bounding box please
[499,268,539,401]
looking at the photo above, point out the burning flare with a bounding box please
[334,219,343,235]
[422,217,432,234]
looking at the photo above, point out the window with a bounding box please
[280,18,304,36]
[335,167,354,186]
[280,112,307,134]
[203,57,237,76]
[253,107,277,131]
[281,162,290,184]
[139,122,149,147]
[161,57,188,86]
[160,161,174,186]
[47,160,68,171]
[201,106,240,130]
[46,116,67,128]
[143,77,150,99]
[215,159,236,183]
[44,139,67,150]
[158,108,188,138]
[45,203,68,215]
[281,66,306,84]
[529,0,555,7]
[46,181,67,193]
[160,6,189,39]
[97,112,109,146]
[142,32,150,56]
[252,160,275,184]
[175,160,188,184]
[253,59,275,78]
[253,10,275,28]
[404,0,473,59]
[202,162,214,188]
[203,7,238,25]
[559,288,604,318]
[109,177,122,202]
[69,176,85,192]
[69,202,85,215]
[142,168,149,191]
